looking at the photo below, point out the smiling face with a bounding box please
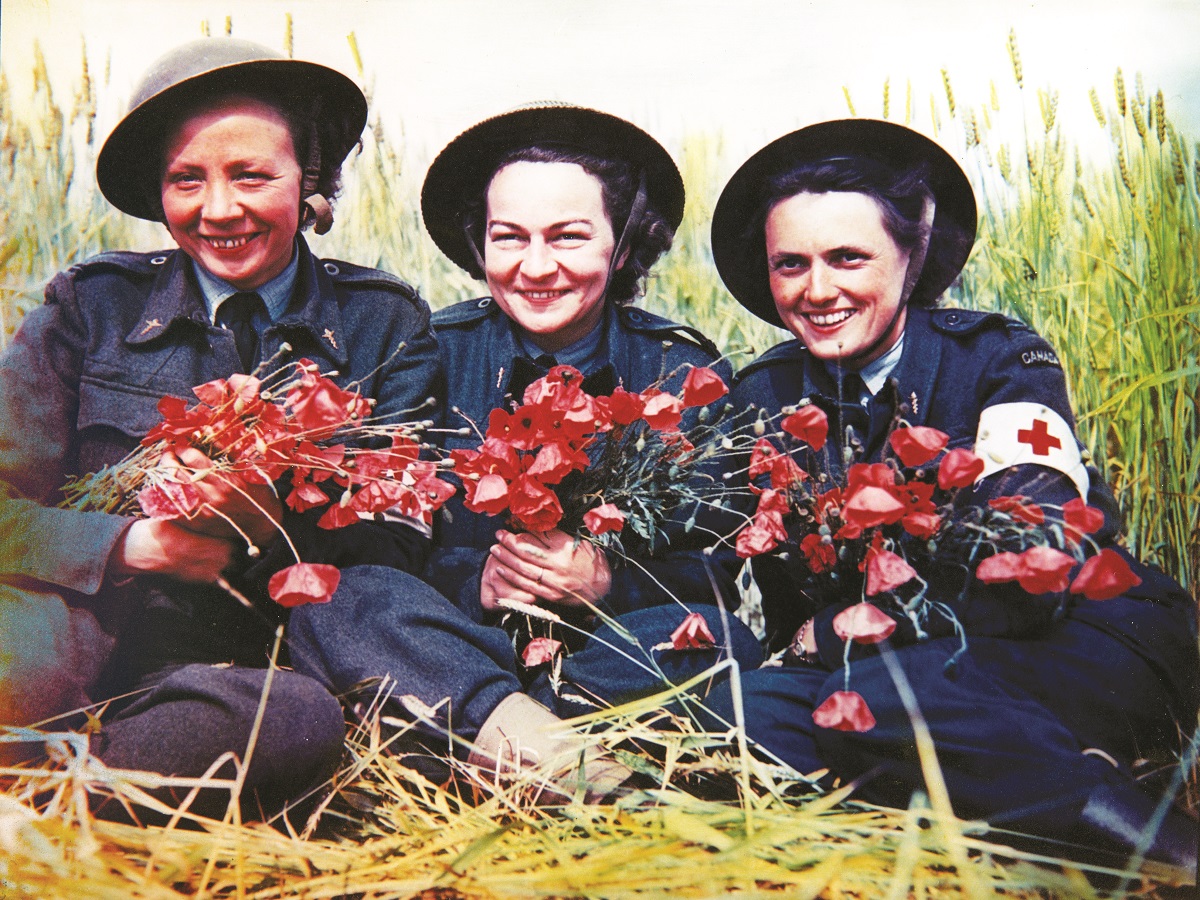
[160,96,302,290]
[765,190,912,368]
[483,160,617,353]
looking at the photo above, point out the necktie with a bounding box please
[217,292,266,373]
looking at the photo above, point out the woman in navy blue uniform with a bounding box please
[420,104,734,622]
[702,119,1198,872]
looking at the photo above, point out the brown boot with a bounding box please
[467,692,631,803]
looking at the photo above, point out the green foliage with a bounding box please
[1,37,1196,589]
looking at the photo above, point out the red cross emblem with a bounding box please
[1017,418,1061,456]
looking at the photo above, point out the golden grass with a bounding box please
[3,685,1192,900]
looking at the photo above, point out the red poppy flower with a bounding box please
[600,387,646,426]
[293,441,345,483]
[781,405,829,451]
[889,426,949,467]
[268,562,340,607]
[193,373,264,411]
[1070,548,1142,600]
[937,448,986,490]
[1062,498,1105,545]
[865,549,918,596]
[976,546,1076,594]
[349,479,408,515]
[138,480,202,520]
[526,441,590,484]
[812,690,876,732]
[846,463,896,493]
[507,475,564,532]
[583,502,626,535]
[1013,545,1076,593]
[842,485,907,530]
[463,472,512,516]
[799,533,837,573]
[640,390,684,431]
[317,501,359,530]
[286,371,371,440]
[521,637,563,667]
[901,511,942,539]
[975,551,1026,584]
[735,510,787,558]
[833,602,897,644]
[681,365,729,408]
[990,495,1045,526]
[286,481,330,513]
[486,406,548,451]
[669,611,717,650]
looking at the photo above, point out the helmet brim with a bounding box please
[711,118,977,328]
[420,104,685,278]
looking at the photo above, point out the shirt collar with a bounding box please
[193,241,299,323]
[824,333,906,396]
[513,309,608,374]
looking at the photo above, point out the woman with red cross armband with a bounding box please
[701,119,1199,874]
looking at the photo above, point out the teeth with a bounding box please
[206,236,251,249]
[523,291,565,300]
[808,310,853,326]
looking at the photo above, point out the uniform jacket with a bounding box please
[732,306,1199,722]
[424,297,734,618]
[0,238,442,717]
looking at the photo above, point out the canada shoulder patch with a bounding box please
[1019,347,1061,368]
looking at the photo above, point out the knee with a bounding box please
[250,672,345,784]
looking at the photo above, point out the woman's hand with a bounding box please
[479,529,612,612]
[161,447,283,550]
[110,518,236,583]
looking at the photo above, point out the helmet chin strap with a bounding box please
[838,193,936,370]
[603,169,648,300]
[301,113,334,235]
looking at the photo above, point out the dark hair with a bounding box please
[150,83,349,226]
[746,156,966,308]
[463,144,675,306]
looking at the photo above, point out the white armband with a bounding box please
[974,402,1090,499]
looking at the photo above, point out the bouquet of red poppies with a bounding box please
[450,363,733,557]
[64,360,453,606]
[734,400,1140,733]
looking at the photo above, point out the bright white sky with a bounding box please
[4,0,1199,184]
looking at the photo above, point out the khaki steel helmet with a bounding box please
[97,37,367,232]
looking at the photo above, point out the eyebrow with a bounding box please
[487,218,596,230]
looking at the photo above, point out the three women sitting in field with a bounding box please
[0,36,1194,872]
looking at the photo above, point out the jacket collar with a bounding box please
[796,306,940,427]
[123,237,350,369]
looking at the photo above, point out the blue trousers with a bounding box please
[702,614,1189,842]
[288,565,762,748]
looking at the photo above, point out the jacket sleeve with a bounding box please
[806,326,1143,664]
[0,273,131,594]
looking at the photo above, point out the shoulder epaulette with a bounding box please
[432,296,501,328]
[616,305,719,357]
[929,307,1021,336]
[733,339,807,384]
[71,250,173,279]
[319,258,419,301]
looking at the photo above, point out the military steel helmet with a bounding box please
[420,103,685,278]
[711,119,977,328]
[97,37,368,224]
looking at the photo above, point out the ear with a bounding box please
[616,245,631,270]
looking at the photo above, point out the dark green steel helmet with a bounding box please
[97,37,367,223]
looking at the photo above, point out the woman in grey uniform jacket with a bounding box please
[0,38,441,821]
